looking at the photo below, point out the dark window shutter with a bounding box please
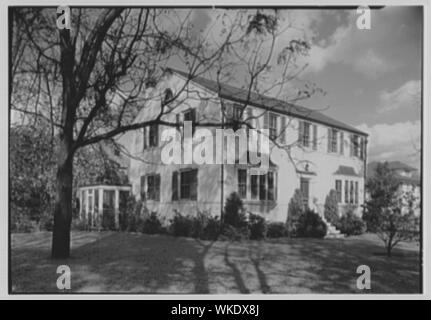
[172,171,178,201]
[140,176,146,201]
[190,169,198,200]
[312,124,317,150]
[280,116,286,144]
[155,175,161,201]
[298,120,304,145]
[327,128,331,152]
[143,127,147,150]
[340,132,344,155]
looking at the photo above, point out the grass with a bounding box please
[11,231,421,294]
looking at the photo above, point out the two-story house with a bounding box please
[126,68,368,223]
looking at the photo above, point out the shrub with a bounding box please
[286,189,305,236]
[101,209,116,231]
[335,211,366,236]
[296,209,327,238]
[248,213,267,240]
[266,222,287,238]
[201,215,221,241]
[170,212,194,237]
[324,189,339,225]
[223,192,247,229]
[219,224,249,241]
[139,212,165,235]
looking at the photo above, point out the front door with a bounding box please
[300,177,310,209]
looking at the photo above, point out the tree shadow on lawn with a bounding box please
[11,232,421,294]
[263,236,421,294]
[11,231,215,294]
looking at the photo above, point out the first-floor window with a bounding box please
[249,171,277,201]
[180,169,198,200]
[147,174,161,201]
[238,169,247,199]
[344,180,349,204]
[300,177,310,209]
[350,181,354,204]
[335,180,342,203]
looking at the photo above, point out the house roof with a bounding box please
[168,68,368,136]
[333,165,360,177]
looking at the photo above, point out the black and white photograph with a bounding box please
[7,2,425,297]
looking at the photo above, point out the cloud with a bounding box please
[352,49,393,78]
[377,80,421,113]
[356,120,421,167]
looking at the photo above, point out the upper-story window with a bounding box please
[350,134,365,159]
[163,88,173,105]
[328,128,338,153]
[143,124,159,150]
[149,124,158,147]
[269,113,278,140]
[183,108,196,135]
[298,121,311,147]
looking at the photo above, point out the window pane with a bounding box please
[303,122,310,147]
[238,169,247,199]
[268,171,275,201]
[140,176,146,200]
[335,180,342,203]
[259,174,267,200]
[251,175,258,199]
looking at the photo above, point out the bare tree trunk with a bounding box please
[51,152,73,259]
[51,28,76,259]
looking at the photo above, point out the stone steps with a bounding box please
[321,215,345,239]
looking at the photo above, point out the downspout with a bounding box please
[220,100,225,223]
[362,136,368,215]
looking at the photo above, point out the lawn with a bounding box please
[11,231,421,294]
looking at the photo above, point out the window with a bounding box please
[299,121,310,147]
[140,176,146,200]
[172,171,178,201]
[350,181,354,204]
[354,181,359,204]
[300,178,310,209]
[251,175,259,199]
[180,169,198,200]
[250,172,277,201]
[351,134,360,157]
[184,109,196,135]
[280,116,286,144]
[163,88,173,105]
[328,128,338,153]
[233,104,243,121]
[335,180,342,203]
[344,180,349,204]
[147,174,160,201]
[148,124,158,147]
[312,124,317,150]
[238,169,247,199]
[269,113,278,140]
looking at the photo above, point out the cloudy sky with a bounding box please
[183,6,422,168]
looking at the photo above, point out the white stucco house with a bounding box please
[122,68,368,225]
